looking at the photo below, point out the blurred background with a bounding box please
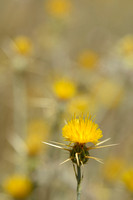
[0,0,133,200]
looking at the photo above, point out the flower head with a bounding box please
[92,78,124,108]
[78,50,99,69]
[53,79,76,100]
[3,174,32,199]
[122,168,133,192]
[67,96,98,115]
[117,35,133,56]
[67,96,89,115]
[26,132,45,156]
[13,36,33,55]
[43,114,117,166]
[26,120,47,156]
[46,0,72,18]
[62,114,103,144]
[103,157,124,183]
[115,35,133,69]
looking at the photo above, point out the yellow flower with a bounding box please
[13,36,32,55]
[3,174,32,199]
[103,157,124,183]
[43,114,116,199]
[43,113,115,166]
[68,96,89,114]
[118,35,133,56]
[53,79,76,100]
[67,96,98,115]
[122,169,133,192]
[62,114,103,144]
[26,120,47,156]
[78,50,99,69]
[27,120,46,135]
[46,0,71,18]
[92,78,124,108]
[26,133,44,156]
[115,35,133,69]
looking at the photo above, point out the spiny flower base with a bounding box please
[70,144,89,165]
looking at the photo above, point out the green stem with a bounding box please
[77,165,81,200]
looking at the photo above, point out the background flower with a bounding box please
[53,79,77,100]
[122,168,133,192]
[12,36,33,56]
[3,174,33,199]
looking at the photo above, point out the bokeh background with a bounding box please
[0,0,133,200]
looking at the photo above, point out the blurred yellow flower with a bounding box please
[27,120,46,135]
[118,35,133,56]
[13,36,33,55]
[78,50,99,69]
[62,114,103,144]
[68,96,89,114]
[53,79,76,100]
[103,157,124,183]
[116,35,133,69]
[3,174,32,199]
[46,0,72,18]
[67,96,98,115]
[92,79,124,108]
[122,169,133,192]
[26,120,47,156]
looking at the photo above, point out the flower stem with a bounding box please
[77,165,81,200]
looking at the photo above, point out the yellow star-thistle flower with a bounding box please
[26,120,48,156]
[62,114,103,144]
[78,50,99,69]
[118,35,133,56]
[3,174,32,199]
[26,132,45,156]
[46,0,72,18]
[116,35,133,69]
[42,114,117,200]
[67,96,98,115]
[122,169,133,192]
[43,114,116,166]
[92,78,124,108]
[53,79,76,100]
[103,157,124,183]
[13,36,32,55]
